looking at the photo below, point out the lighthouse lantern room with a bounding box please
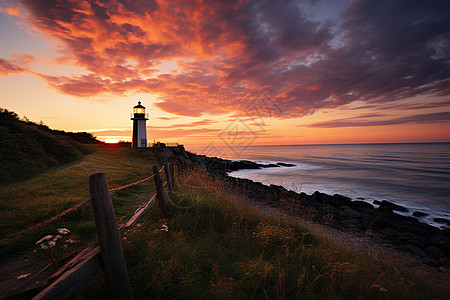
[131,101,148,148]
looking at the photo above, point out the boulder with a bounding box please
[393,222,429,237]
[425,246,447,259]
[404,244,428,258]
[363,214,394,230]
[430,235,450,250]
[323,194,352,208]
[417,223,440,235]
[276,162,296,167]
[434,218,450,226]
[341,206,361,218]
[373,200,408,212]
[379,228,399,239]
[412,211,428,217]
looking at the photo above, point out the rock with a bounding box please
[393,222,429,237]
[404,244,428,258]
[412,211,428,217]
[417,223,440,235]
[401,233,428,249]
[363,214,394,230]
[430,235,450,250]
[379,228,399,239]
[264,163,280,168]
[394,214,419,223]
[276,162,296,167]
[425,246,447,259]
[323,194,352,208]
[373,200,408,212]
[341,206,361,218]
[311,191,325,201]
[351,201,375,210]
[228,160,261,171]
[434,218,450,226]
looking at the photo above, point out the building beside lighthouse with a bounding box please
[131,101,148,148]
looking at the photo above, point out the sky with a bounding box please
[1,0,450,151]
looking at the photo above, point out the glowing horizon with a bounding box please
[1,0,449,148]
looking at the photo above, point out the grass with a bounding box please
[75,168,449,299]
[2,148,448,299]
[0,145,161,256]
[0,108,98,185]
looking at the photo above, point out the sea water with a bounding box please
[188,143,450,228]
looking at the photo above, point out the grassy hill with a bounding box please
[0,108,100,185]
[0,146,448,298]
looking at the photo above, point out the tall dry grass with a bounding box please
[79,168,449,299]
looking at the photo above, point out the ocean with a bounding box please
[187,143,450,229]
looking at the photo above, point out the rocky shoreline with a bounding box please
[159,145,450,268]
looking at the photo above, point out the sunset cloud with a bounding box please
[0,53,34,76]
[4,0,450,121]
[304,112,450,128]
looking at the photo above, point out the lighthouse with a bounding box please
[131,101,148,148]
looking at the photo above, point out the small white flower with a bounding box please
[48,241,56,247]
[17,273,31,280]
[36,235,54,245]
[57,228,70,235]
[65,239,74,244]
[56,235,62,239]
[40,244,48,250]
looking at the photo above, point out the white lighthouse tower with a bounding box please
[131,101,148,148]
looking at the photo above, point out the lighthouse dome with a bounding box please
[133,101,145,115]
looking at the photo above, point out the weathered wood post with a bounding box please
[153,165,168,215]
[164,162,173,192]
[88,173,133,300]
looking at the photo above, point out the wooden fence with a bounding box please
[30,162,175,300]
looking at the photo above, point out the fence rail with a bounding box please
[0,166,167,245]
[23,162,175,300]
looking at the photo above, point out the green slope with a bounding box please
[0,108,98,185]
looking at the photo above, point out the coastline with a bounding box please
[228,165,450,230]
[164,146,450,269]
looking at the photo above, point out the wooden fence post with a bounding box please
[164,162,173,192]
[153,165,168,215]
[88,173,134,300]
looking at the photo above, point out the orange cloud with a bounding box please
[0,53,35,76]
[9,0,450,123]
